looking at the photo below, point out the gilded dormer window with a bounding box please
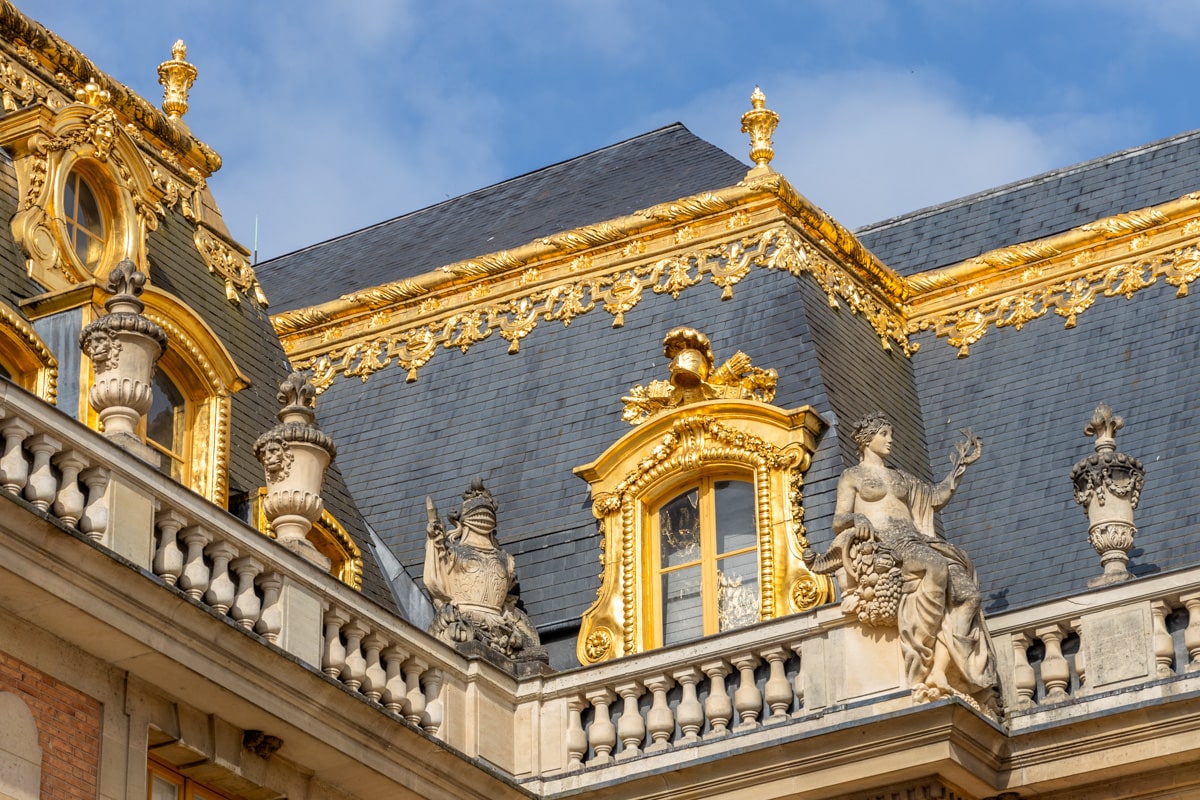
[574,328,833,663]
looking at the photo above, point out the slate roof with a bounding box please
[856,128,1200,275]
[255,124,750,312]
[256,121,1200,668]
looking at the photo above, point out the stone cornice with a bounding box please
[0,0,221,176]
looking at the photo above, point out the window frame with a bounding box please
[148,758,240,800]
[575,400,832,663]
[648,472,760,648]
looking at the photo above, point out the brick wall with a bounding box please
[0,650,102,800]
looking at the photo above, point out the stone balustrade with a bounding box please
[5,380,1200,785]
[0,381,456,746]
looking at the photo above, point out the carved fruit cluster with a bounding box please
[848,539,902,627]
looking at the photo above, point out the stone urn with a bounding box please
[254,372,336,569]
[1071,402,1144,586]
[79,260,167,441]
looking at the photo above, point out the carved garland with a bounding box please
[588,414,812,659]
[913,241,1200,356]
[297,225,914,393]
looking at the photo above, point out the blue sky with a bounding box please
[19,1,1200,262]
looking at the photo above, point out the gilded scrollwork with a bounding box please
[914,243,1200,356]
[194,226,269,307]
[293,226,915,392]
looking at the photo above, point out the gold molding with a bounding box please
[194,224,268,307]
[0,300,57,403]
[573,401,831,663]
[285,220,914,393]
[0,2,221,175]
[253,487,363,591]
[906,192,1200,356]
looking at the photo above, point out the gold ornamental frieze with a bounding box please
[288,222,915,393]
[907,193,1200,356]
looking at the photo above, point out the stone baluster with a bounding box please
[152,510,187,585]
[1011,633,1036,709]
[760,646,791,723]
[732,653,762,731]
[672,667,703,744]
[51,450,88,526]
[1181,592,1200,672]
[614,681,644,760]
[203,540,238,614]
[566,697,588,771]
[381,645,409,715]
[229,556,264,630]
[1150,600,1175,678]
[585,688,617,766]
[178,525,213,602]
[321,607,349,679]
[23,433,61,511]
[340,620,368,692]
[403,658,428,726]
[422,670,443,736]
[789,641,805,717]
[643,674,675,753]
[0,416,33,494]
[1070,619,1086,690]
[78,467,109,543]
[361,633,388,702]
[1036,624,1071,703]
[254,573,283,643]
[701,660,732,739]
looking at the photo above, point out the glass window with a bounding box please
[63,169,107,269]
[655,477,758,645]
[145,370,188,482]
[148,760,239,800]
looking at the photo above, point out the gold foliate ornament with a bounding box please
[158,40,197,121]
[740,87,779,170]
[74,79,110,108]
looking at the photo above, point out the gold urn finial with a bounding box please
[740,86,779,171]
[158,39,197,121]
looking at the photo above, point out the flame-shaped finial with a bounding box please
[158,39,197,121]
[75,79,110,108]
[1084,401,1124,454]
[740,86,779,170]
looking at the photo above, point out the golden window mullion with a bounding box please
[699,477,720,636]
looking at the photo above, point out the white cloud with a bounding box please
[670,69,1138,228]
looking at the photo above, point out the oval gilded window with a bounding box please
[63,168,108,270]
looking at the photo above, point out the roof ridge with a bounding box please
[854,126,1200,236]
[257,123,696,269]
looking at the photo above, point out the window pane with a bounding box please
[74,173,105,235]
[659,488,699,568]
[150,775,181,800]
[662,565,702,645]
[714,480,755,554]
[716,549,759,632]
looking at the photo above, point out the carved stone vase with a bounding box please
[79,261,167,442]
[1071,402,1144,586]
[254,373,336,569]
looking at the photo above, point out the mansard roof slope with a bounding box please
[856,127,1200,274]
[255,123,750,312]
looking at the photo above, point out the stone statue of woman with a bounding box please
[804,412,998,713]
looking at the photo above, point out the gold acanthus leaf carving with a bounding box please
[620,327,778,425]
[194,227,268,307]
[916,244,1200,355]
[635,193,733,221]
[292,226,914,391]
